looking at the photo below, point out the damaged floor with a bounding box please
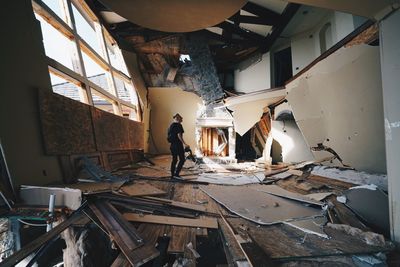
[0,155,398,267]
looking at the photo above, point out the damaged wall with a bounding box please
[0,0,63,186]
[148,87,201,154]
[234,53,271,93]
[286,44,386,173]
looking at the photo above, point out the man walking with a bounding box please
[167,113,189,179]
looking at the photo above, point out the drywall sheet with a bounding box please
[39,90,96,155]
[271,120,314,163]
[286,45,386,173]
[344,187,390,236]
[20,185,82,210]
[91,107,144,151]
[225,89,285,136]
[256,185,323,206]
[200,185,322,224]
[148,87,201,154]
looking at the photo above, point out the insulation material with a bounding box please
[148,87,202,154]
[200,185,323,225]
[286,45,386,173]
[225,89,285,136]
[311,165,388,191]
[19,185,82,210]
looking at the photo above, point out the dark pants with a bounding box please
[170,143,185,176]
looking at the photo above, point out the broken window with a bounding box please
[32,0,141,121]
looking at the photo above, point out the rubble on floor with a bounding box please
[0,155,397,267]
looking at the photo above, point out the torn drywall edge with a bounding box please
[19,185,82,210]
[284,217,329,239]
[349,184,378,191]
[255,185,324,206]
[311,165,388,191]
[225,89,285,136]
[199,186,323,226]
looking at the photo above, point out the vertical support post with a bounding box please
[379,8,400,244]
[228,127,236,159]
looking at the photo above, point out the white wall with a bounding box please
[286,45,386,173]
[271,120,314,163]
[234,53,271,93]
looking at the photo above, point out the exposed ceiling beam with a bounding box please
[217,21,265,43]
[241,2,281,22]
[237,15,276,25]
[261,3,301,53]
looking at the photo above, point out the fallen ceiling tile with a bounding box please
[200,185,323,225]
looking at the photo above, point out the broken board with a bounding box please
[200,185,322,225]
[123,213,218,229]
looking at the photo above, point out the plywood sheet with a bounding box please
[120,181,166,196]
[123,213,218,228]
[39,90,96,155]
[200,185,322,225]
[91,107,144,151]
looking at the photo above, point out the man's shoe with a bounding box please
[173,175,184,180]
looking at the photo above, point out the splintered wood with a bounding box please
[123,213,218,228]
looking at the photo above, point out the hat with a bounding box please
[173,113,182,119]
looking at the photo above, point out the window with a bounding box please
[33,0,140,121]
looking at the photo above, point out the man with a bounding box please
[167,113,189,179]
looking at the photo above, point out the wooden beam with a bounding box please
[238,15,276,25]
[123,213,219,229]
[217,21,265,43]
[241,2,281,22]
[261,4,301,53]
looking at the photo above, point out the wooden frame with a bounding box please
[32,0,141,120]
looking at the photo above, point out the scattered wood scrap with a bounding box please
[120,181,167,197]
[123,213,218,228]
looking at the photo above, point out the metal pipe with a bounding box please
[46,194,56,232]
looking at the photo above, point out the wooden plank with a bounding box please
[123,214,218,229]
[167,226,191,254]
[0,212,84,267]
[120,182,166,197]
[38,90,96,155]
[89,201,157,266]
[143,196,208,213]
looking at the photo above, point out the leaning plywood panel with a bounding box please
[200,185,323,224]
[91,107,144,151]
[39,90,96,155]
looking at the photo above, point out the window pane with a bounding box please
[82,52,114,94]
[36,15,74,70]
[114,77,138,105]
[50,73,85,102]
[106,41,129,75]
[42,0,65,21]
[121,105,138,121]
[72,4,103,57]
[91,90,115,113]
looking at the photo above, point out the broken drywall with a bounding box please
[148,87,202,154]
[225,89,285,136]
[271,120,314,164]
[286,45,386,173]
